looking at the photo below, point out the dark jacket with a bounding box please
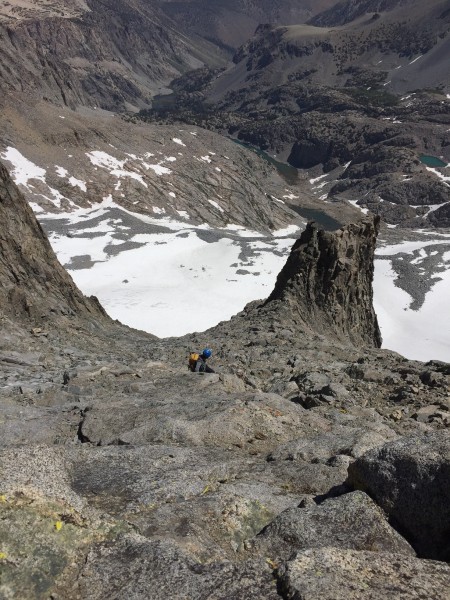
[194,354,215,373]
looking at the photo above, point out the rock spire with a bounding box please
[265,216,382,347]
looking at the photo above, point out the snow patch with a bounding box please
[208,199,224,213]
[0,147,46,186]
[69,177,87,192]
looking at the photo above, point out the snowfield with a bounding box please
[42,198,450,361]
[41,199,298,337]
[2,144,450,360]
[374,238,450,362]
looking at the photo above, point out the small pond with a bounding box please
[420,155,448,168]
[232,139,299,186]
[289,206,342,231]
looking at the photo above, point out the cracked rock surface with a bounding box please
[1,163,450,598]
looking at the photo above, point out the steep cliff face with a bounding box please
[265,217,382,347]
[0,0,223,111]
[0,161,105,322]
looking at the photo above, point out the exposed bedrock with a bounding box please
[1,161,450,598]
[348,430,450,561]
[0,161,105,323]
[265,216,382,347]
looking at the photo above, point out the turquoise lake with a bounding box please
[420,155,448,168]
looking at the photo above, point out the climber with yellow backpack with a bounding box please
[188,348,215,373]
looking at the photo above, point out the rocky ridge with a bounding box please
[0,160,104,325]
[142,0,450,228]
[1,163,449,598]
[0,0,226,113]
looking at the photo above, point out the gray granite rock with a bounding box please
[278,548,450,600]
[254,491,415,560]
[348,430,450,560]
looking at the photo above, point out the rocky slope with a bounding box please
[0,0,340,113]
[0,0,227,113]
[147,0,450,228]
[0,98,307,231]
[157,0,338,50]
[0,160,105,325]
[1,164,449,598]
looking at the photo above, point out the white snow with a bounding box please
[44,202,297,337]
[374,237,450,362]
[425,166,450,183]
[0,147,46,186]
[272,225,300,237]
[29,202,45,213]
[69,177,87,192]
[309,173,328,185]
[86,151,150,186]
[374,259,450,362]
[172,138,186,146]
[376,240,450,256]
[208,199,224,213]
[56,166,68,177]
[347,199,369,215]
[220,224,264,238]
[146,164,172,176]
[87,151,125,171]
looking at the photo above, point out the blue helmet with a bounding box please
[202,348,212,358]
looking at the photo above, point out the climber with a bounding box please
[188,348,215,373]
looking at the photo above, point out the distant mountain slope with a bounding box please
[156,0,338,49]
[0,0,342,113]
[309,0,441,27]
[214,0,450,95]
[0,99,301,231]
[307,0,450,93]
[0,0,227,112]
[152,0,449,227]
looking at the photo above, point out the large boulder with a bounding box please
[254,491,414,560]
[75,535,280,600]
[278,548,450,600]
[348,431,450,560]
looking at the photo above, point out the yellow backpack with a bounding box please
[188,352,199,371]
